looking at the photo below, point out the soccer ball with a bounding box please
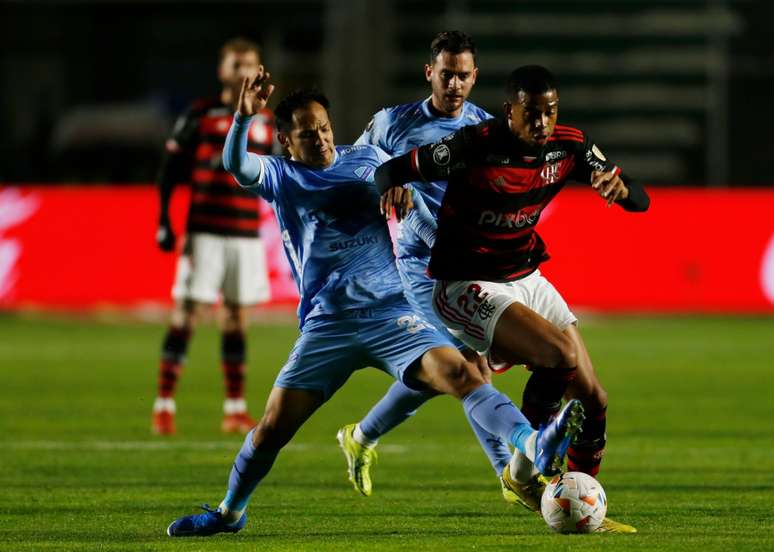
[540,472,607,533]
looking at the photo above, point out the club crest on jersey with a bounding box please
[477,300,497,320]
[432,144,451,166]
[541,163,560,184]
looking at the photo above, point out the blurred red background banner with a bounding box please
[1,185,773,313]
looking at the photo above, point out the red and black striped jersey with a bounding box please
[166,97,275,237]
[411,119,621,282]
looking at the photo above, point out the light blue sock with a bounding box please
[221,429,278,515]
[463,408,512,475]
[359,381,437,441]
[462,383,534,457]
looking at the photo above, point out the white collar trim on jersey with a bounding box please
[421,96,467,123]
[289,148,339,170]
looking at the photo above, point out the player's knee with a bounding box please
[587,386,608,414]
[557,334,578,368]
[532,335,577,370]
[222,303,245,331]
[445,360,484,399]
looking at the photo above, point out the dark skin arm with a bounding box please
[375,151,419,222]
[590,170,649,212]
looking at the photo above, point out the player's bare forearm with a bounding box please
[156,150,189,222]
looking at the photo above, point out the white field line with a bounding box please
[4,441,414,453]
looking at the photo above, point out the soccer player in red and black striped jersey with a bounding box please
[376,65,648,533]
[152,38,276,436]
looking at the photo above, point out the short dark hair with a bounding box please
[506,65,558,98]
[430,30,477,63]
[220,37,262,64]
[274,88,330,133]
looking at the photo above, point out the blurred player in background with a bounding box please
[376,65,649,532]
[336,30,515,501]
[152,37,275,435]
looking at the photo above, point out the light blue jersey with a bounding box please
[224,113,409,328]
[223,112,452,398]
[356,98,492,260]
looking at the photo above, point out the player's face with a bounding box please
[219,50,263,87]
[282,102,335,168]
[505,89,559,148]
[425,51,478,117]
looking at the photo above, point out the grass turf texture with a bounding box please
[1,313,773,551]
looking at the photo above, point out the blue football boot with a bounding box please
[534,399,585,476]
[166,504,246,537]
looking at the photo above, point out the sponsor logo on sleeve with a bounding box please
[432,144,451,166]
[584,149,607,172]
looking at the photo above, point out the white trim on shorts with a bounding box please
[432,270,577,354]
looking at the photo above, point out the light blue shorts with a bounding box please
[397,255,465,351]
[274,307,453,401]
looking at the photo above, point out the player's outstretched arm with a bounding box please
[374,152,415,194]
[223,113,263,187]
[223,75,276,188]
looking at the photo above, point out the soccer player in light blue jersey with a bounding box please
[337,31,517,503]
[165,75,584,537]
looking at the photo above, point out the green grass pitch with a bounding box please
[1,313,773,551]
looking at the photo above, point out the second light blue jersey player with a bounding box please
[356,99,492,331]
[337,32,516,502]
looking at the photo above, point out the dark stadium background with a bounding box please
[3,0,774,314]
[2,0,773,186]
